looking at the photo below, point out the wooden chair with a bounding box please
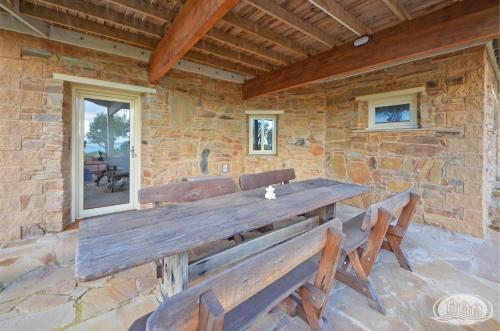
[334,190,419,314]
[138,177,237,279]
[239,168,296,191]
[239,169,296,232]
[146,220,344,331]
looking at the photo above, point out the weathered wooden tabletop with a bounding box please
[75,178,369,282]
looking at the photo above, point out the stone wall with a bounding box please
[323,46,494,238]
[0,30,326,245]
[0,29,497,244]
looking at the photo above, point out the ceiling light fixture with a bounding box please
[354,35,371,47]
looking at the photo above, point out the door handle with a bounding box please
[130,146,136,158]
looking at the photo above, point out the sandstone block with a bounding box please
[380,158,402,170]
[347,161,370,184]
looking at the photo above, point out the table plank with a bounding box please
[76,179,368,282]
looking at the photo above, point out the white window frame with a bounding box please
[368,94,418,129]
[248,115,277,155]
[356,87,424,130]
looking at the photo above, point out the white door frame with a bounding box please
[71,85,141,221]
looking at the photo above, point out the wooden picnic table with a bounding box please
[75,178,369,296]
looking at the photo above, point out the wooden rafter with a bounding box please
[184,50,260,76]
[149,0,239,82]
[36,0,164,38]
[20,1,157,48]
[193,40,275,72]
[380,0,412,21]
[205,29,291,65]
[243,0,337,47]
[242,0,500,98]
[307,0,372,36]
[222,13,311,58]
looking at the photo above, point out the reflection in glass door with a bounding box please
[74,89,139,219]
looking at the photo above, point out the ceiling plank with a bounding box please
[106,0,176,23]
[222,13,312,58]
[307,0,372,36]
[243,0,337,47]
[0,0,48,37]
[380,0,412,21]
[193,40,275,72]
[205,29,292,65]
[36,0,164,38]
[184,50,259,76]
[149,0,239,83]
[242,0,500,99]
[20,1,157,49]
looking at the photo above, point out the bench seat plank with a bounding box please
[341,213,369,253]
[223,260,316,331]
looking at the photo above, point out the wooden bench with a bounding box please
[335,190,419,314]
[146,220,344,331]
[137,177,237,292]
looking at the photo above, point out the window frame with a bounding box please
[248,115,277,155]
[367,93,418,130]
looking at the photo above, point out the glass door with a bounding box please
[73,88,139,219]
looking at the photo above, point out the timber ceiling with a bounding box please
[18,0,458,78]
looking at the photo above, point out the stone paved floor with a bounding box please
[0,223,498,331]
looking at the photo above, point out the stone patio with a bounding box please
[0,223,498,331]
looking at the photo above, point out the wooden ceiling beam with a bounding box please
[222,13,312,58]
[205,29,292,65]
[242,0,500,99]
[380,0,412,21]
[243,0,337,47]
[149,0,239,83]
[193,40,275,72]
[184,50,259,76]
[307,0,372,36]
[20,1,156,48]
[36,0,164,38]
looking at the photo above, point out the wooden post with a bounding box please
[161,252,188,298]
[306,203,336,223]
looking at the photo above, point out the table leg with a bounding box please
[161,252,188,299]
[305,203,336,223]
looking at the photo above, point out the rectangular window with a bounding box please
[368,94,418,129]
[249,115,276,155]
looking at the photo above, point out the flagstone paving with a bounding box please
[0,224,498,331]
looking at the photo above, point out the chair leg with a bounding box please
[299,289,322,331]
[335,251,386,315]
[335,270,386,315]
[386,234,413,272]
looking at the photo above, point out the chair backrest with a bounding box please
[146,220,343,331]
[361,190,419,231]
[138,177,237,206]
[239,169,296,191]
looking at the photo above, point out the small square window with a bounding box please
[249,115,276,155]
[368,94,418,129]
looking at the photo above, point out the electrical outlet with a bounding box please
[222,164,229,173]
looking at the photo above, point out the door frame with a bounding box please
[71,85,141,221]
